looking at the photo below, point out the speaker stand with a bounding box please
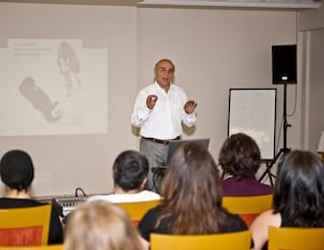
[259,81,291,186]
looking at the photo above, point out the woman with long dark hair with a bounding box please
[138,143,247,241]
[250,150,324,250]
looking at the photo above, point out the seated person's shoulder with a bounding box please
[250,209,281,230]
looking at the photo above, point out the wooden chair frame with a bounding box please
[0,205,51,246]
[268,227,324,250]
[151,231,251,250]
[116,199,161,222]
[0,245,63,250]
[222,194,272,226]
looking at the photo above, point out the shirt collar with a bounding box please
[154,81,174,94]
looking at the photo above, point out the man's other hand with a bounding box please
[184,100,197,114]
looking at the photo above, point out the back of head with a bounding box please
[160,142,223,234]
[273,150,324,227]
[0,149,34,191]
[113,150,149,192]
[218,133,261,178]
[65,201,143,250]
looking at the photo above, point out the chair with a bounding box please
[268,227,324,250]
[116,199,161,223]
[0,205,51,246]
[0,245,63,250]
[222,194,272,226]
[151,231,251,250]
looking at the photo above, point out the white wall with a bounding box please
[138,7,299,159]
[298,4,324,151]
[0,3,299,195]
[300,29,324,151]
[299,3,324,30]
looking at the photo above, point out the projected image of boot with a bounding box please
[19,77,62,123]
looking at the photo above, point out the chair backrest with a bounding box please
[222,194,272,226]
[268,227,324,250]
[0,245,63,250]
[116,199,161,222]
[151,231,251,250]
[0,205,51,246]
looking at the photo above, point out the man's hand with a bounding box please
[146,95,158,110]
[184,100,197,114]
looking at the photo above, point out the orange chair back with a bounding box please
[268,227,324,250]
[151,231,251,250]
[0,205,51,246]
[0,245,63,250]
[223,194,272,226]
[116,199,161,223]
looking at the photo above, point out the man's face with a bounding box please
[155,61,174,90]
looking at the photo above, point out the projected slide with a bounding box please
[0,39,108,136]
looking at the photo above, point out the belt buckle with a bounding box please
[154,138,169,145]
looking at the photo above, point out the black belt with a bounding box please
[142,136,180,145]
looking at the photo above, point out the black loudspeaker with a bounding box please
[272,45,297,84]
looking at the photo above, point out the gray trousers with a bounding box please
[140,138,169,192]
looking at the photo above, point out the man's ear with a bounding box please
[140,177,148,190]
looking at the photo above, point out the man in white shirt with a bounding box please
[88,150,160,203]
[131,58,197,190]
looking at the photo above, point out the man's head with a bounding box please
[113,150,149,193]
[0,149,34,191]
[154,58,175,91]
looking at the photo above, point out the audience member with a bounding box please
[218,133,272,196]
[138,143,247,241]
[0,149,63,244]
[65,201,147,250]
[88,150,160,203]
[250,150,324,250]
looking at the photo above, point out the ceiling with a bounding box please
[0,0,321,9]
[139,0,322,9]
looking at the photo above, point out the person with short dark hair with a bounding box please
[88,150,160,203]
[0,149,63,244]
[218,133,272,196]
[138,143,247,241]
[250,150,324,250]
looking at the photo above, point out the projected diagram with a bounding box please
[0,39,108,136]
[19,76,62,123]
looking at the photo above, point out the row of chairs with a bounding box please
[151,227,324,250]
[0,194,276,248]
[1,195,324,249]
[117,194,273,226]
[2,227,324,250]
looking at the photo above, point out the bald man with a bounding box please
[131,58,197,191]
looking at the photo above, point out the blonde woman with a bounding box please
[65,201,148,250]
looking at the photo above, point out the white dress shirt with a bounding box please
[131,82,196,140]
[87,190,161,203]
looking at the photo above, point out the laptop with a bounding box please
[166,138,210,165]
